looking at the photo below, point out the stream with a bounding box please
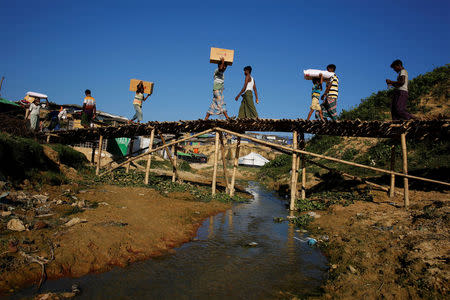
[13,182,327,299]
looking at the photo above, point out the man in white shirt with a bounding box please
[386,60,414,120]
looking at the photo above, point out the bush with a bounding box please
[178,160,192,172]
[0,133,54,182]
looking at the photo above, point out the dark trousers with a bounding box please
[391,90,413,120]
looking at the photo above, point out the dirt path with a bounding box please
[0,185,230,295]
[310,189,449,299]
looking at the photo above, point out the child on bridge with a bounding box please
[307,73,324,121]
[205,57,230,120]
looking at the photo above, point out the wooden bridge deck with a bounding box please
[47,118,449,143]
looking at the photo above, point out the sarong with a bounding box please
[207,89,227,115]
[238,90,258,119]
[316,96,337,120]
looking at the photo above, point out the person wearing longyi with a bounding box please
[130,81,150,123]
[235,66,259,119]
[81,89,96,128]
[386,59,414,120]
[205,57,230,120]
[317,64,339,121]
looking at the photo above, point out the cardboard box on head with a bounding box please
[210,47,234,65]
[129,79,154,95]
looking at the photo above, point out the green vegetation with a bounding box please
[50,144,89,170]
[340,64,449,120]
[258,154,292,181]
[93,169,247,203]
[0,133,57,183]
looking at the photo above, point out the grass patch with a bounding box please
[50,144,88,170]
[63,206,84,216]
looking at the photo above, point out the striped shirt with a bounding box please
[312,83,322,99]
[327,74,339,99]
[133,93,144,106]
[83,96,96,112]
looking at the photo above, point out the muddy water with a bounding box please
[15,182,327,299]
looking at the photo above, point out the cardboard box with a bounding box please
[210,47,234,65]
[129,79,154,95]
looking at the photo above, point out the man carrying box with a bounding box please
[205,57,230,120]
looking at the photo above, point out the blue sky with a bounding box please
[1,0,449,122]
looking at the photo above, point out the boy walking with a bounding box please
[386,59,414,120]
[317,64,338,121]
[82,89,96,128]
[205,57,230,120]
[235,66,259,119]
[307,73,324,121]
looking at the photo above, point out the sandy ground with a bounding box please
[309,189,449,299]
[0,185,230,295]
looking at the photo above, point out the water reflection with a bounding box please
[13,182,327,300]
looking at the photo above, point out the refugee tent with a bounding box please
[238,152,269,167]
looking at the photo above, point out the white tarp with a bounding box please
[238,152,269,167]
[303,69,334,80]
[26,91,48,99]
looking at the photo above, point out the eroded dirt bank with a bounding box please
[309,189,449,299]
[0,185,230,295]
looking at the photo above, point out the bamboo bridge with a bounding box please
[44,118,450,210]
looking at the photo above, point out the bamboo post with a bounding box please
[95,135,103,175]
[219,132,230,193]
[401,134,409,208]
[91,143,96,166]
[389,144,396,198]
[126,138,134,173]
[46,134,51,144]
[144,129,155,184]
[212,132,220,196]
[172,144,177,182]
[298,132,306,200]
[158,132,179,181]
[230,137,241,197]
[215,127,450,187]
[290,131,298,210]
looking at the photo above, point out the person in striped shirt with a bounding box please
[130,81,150,123]
[317,64,339,121]
[81,89,96,128]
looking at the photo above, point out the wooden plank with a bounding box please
[158,132,179,182]
[230,137,241,197]
[290,131,298,210]
[95,135,103,175]
[144,129,155,184]
[390,145,396,198]
[129,79,154,95]
[212,132,220,195]
[219,132,230,192]
[401,134,409,207]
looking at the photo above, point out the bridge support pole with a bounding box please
[290,131,298,210]
[219,132,230,193]
[95,135,103,175]
[126,138,134,174]
[172,144,177,182]
[299,133,307,200]
[401,134,409,208]
[389,144,396,198]
[230,137,241,197]
[144,129,155,185]
[212,131,220,196]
